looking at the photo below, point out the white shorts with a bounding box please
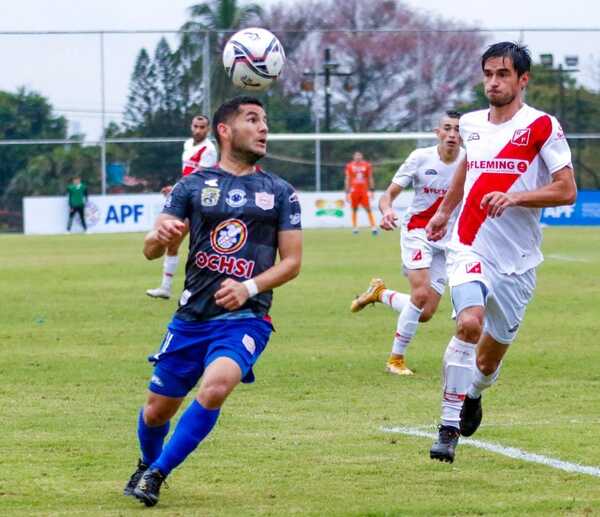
[447,251,537,345]
[401,228,448,295]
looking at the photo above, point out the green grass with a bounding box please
[1,228,599,516]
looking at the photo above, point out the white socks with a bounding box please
[162,255,179,290]
[467,363,502,399]
[380,289,410,313]
[391,302,423,356]
[441,336,476,428]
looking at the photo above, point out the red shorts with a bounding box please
[349,190,371,209]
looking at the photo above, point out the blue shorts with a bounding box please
[148,316,272,398]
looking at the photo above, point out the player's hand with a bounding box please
[160,185,173,196]
[155,219,186,246]
[426,212,449,241]
[480,191,517,218]
[380,209,398,231]
[214,278,249,311]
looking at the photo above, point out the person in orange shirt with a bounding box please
[344,151,378,235]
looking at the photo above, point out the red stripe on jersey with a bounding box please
[182,146,207,176]
[407,196,444,231]
[457,114,552,245]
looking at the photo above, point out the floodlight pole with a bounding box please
[100,31,107,195]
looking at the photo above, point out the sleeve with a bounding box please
[391,150,419,188]
[540,117,573,174]
[162,179,192,220]
[199,141,218,168]
[277,181,302,231]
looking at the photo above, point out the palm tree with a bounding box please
[178,0,263,112]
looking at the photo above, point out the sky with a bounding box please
[1,0,599,140]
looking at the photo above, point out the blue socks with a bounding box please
[137,408,170,466]
[152,400,220,476]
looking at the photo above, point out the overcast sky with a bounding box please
[1,0,599,140]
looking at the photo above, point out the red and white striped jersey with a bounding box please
[181,137,218,176]
[392,145,464,246]
[449,104,572,274]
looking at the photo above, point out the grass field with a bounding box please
[2,227,600,516]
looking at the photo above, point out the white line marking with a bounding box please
[546,253,590,263]
[382,426,600,478]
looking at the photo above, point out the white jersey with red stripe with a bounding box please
[181,137,218,176]
[392,145,464,247]
[449,104,572,275]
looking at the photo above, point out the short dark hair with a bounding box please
[192,114,209,123]
[445,110,461,120]
[212,96,264,146]
[481,42,531,77]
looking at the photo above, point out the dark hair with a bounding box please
[212,96,264,146]
[192,114,209,123]
[445,110,461,119]
[481,42,531,76]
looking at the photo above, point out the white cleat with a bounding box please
[146,287,171,299]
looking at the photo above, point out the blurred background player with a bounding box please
[125,96,302,507]
[66,175,88,232]
[350,111,463,375]
[426,42,576,463]
[146,115,218,299]
[344,151,378,235]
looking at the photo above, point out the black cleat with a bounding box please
[123,459,148,496]
[133,467,167,507]
[460,395,482,437]
[430,425,460,463]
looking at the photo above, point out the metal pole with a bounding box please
[100,31,107,195]
[315,112,321,192]
[203,31,211,117]
[416,32,423,132]
[558,64,565,127]
[324,48,331,132]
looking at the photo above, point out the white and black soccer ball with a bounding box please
[222,28,286,91]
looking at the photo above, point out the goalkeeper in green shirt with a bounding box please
[67,176,88,232]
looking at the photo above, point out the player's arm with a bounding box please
[143,213,187,260]
[481,167,577,218]
[214,230,303,311]
[378,183,403,230]
[426,157,467,241]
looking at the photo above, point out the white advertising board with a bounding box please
[24,191,415,235]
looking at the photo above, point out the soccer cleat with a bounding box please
[352,228,359,235]
[146,287,171,299]
[123,459,148,497]
[385,356,414,376]
[371,228,379,236]
[459,395,483,437]
[430,425,460,463]
[350,278,386,312]
[133,468,166,507]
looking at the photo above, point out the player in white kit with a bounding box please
[351,111,464,375]
[146,115,218,299]
[426,42,577,463]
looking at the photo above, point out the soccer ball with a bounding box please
[223,28,286,91]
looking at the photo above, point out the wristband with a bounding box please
[242,279,259,298]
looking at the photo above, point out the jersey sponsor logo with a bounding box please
[201,187,220,207]
[511,128,531,146]
[242,334,256,354]
[194,251,255,279]
[424,169,438,175]
[205,178,219,187]
[467,159,528,174]
[467,132,480,141]
[466,261,482,274]
[225,189,248,208]
[255,192,275,210]
[423,186,448,195]
[210,218,248,254]
[289,212,301,225]
[412,249,423,261]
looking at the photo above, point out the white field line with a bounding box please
[546,253,591,263]
[382,426,600,478]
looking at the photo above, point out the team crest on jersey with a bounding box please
[466,261,482,274]
[289,191,299,204]
[255,192,275,210]
[289,212,301,225]
[424,169,438,176]
[226,189,247,208]
[412,249,423,261]
[467,132,480,141]
[511,128,531,146]
[210,218,248,254]
[201,187,220,207]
